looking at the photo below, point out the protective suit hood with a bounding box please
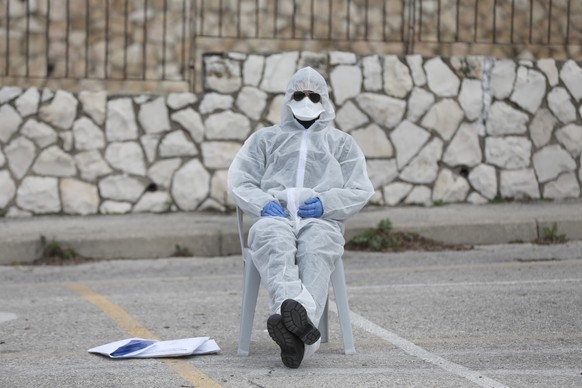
[281,67,335,127]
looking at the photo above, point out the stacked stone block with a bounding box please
[0,52,581,217]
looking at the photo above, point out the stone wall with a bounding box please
[1,51,582,217]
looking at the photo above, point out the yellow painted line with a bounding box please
[67,283,221,388]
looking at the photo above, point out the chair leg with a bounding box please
[319,297,329,343]
[237,253,261,356]
[330,259,356,355]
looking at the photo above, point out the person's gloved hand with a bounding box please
[261,201,287,217]
[298,197,323,218]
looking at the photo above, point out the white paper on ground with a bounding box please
[88,337,221,358]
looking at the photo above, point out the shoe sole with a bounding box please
[267,314,304,369]
[281,299,321,345]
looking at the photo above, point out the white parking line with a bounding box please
[330,303,509,388]
[349,277,582,290]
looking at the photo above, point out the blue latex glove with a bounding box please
[261,201,287,217]
[298,197,323,218]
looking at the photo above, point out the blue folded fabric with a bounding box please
[110,339,157,357]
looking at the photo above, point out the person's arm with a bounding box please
[317,137,375,221]
[228,134,276,217]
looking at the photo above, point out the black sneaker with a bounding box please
[267,314,305,369]
[281,299,321,345]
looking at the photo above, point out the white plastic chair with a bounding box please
[236,206,356,356]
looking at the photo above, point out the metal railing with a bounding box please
[416,0,575,45]
[194,0,578,49]
[0,0,579,91]
[195,0,406,42]
[1,0,193,85]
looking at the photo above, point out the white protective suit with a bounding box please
[228,66,374,356]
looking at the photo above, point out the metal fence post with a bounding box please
[189,0,198,92]
[405,0,417,55]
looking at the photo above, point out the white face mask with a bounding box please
[288,98,325,121]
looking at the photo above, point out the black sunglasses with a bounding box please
[292,91,321,104]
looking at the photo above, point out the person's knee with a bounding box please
[251,217,290,234]
[300,220,344,246]
[249,217,294,245]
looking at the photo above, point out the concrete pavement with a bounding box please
[1,200,582,264]
[1,242,581,387]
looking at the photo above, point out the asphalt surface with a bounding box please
[1,200,582,264]
[1,201,582,387]
[1,242,581,387]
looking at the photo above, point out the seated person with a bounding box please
[228,67,374,368]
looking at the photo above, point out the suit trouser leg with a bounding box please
[295,219,344,327]
[248,217,317,318]
[296,219,344,358]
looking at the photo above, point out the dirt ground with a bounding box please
[345,231,473,253]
